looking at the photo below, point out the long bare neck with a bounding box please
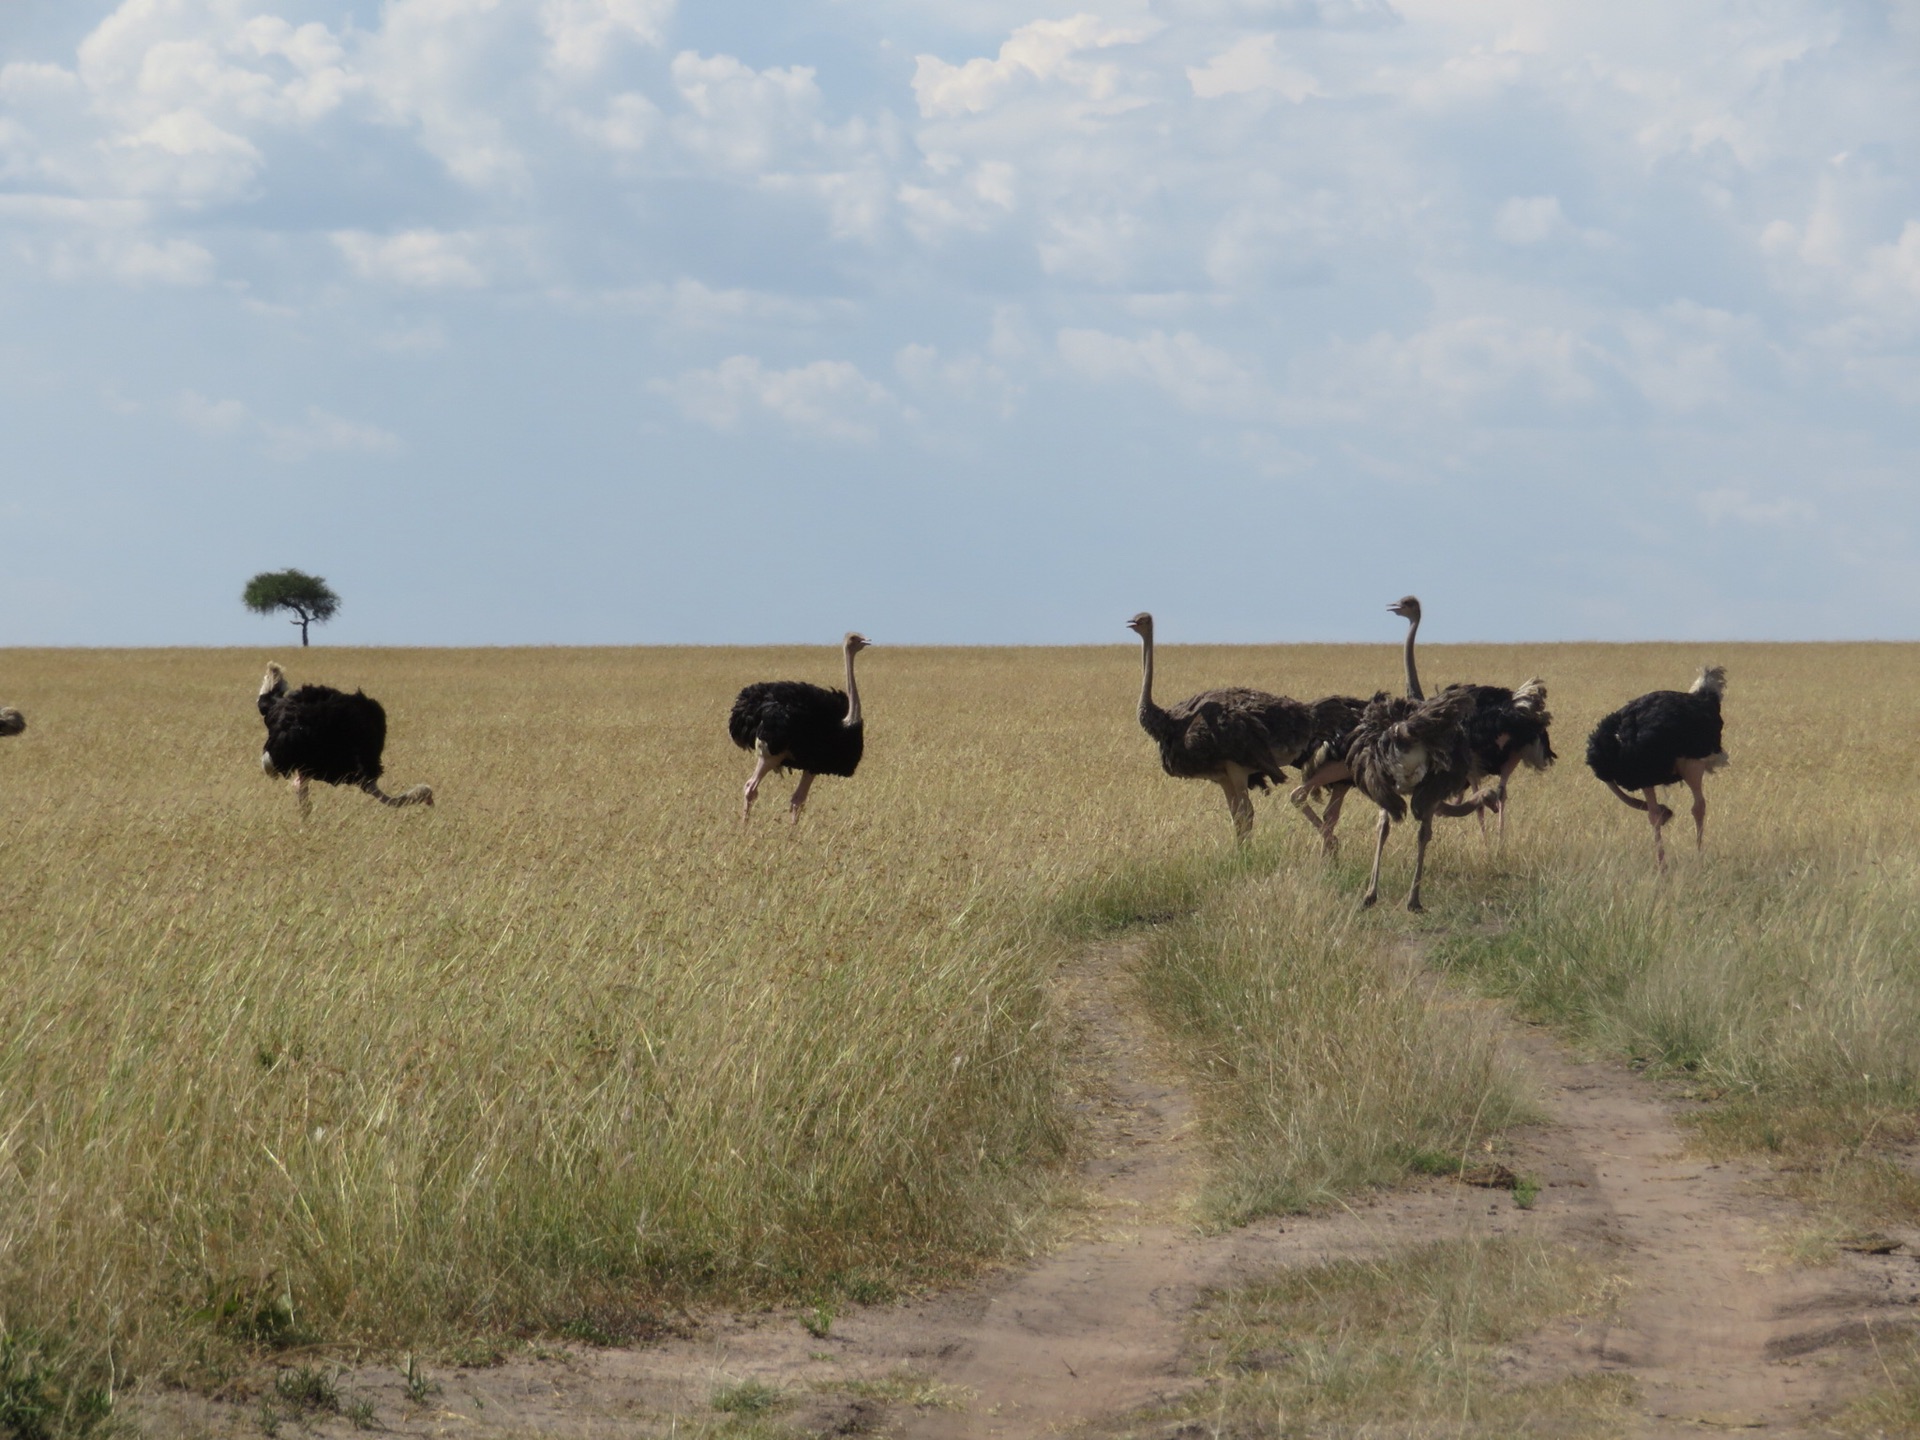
[1138,632,1159,718]
[1402,614,1424,701]
[842,645,862,727]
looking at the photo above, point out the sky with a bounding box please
[1,0,1917,646]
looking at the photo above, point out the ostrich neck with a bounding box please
[843,646,862,727]
[1138,632,1162,722]
[1403,615,1424,701]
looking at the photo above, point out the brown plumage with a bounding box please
[1391,595,1557,834]
[0,707,23,738]
[1127,612,1313,842]
[1344,687,1488,912]
[1288,694,1367,850]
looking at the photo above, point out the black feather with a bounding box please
[1586,687,1724,792]
[261,683,389,788]
[730,681,864,778]
[1444,682,1557,781]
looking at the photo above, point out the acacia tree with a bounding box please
[243,569,341,647]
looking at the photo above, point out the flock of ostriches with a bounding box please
[0,598,1727,912]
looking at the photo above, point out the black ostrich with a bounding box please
[1344,687,1491,912]
[1127,612,1314,843]
[257,662,434,818]
[1585,666,1728,870]
[730,632,870,823]
[1389,595,1556,833]
[0,705,22,737]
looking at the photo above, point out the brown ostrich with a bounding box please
[0,706,23,737]
[1288,694,1368,853]
[1387,595,1556,835]
[1127,612,1314,843]
[1345,687,1490,912]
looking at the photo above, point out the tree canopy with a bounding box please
[243,569,341,647]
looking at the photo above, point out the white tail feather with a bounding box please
[1691,665,1727,697]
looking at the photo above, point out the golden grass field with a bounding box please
[1,640,1917,1429]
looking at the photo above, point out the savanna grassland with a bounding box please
[1,640,1918,1433]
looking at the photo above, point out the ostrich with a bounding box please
[0,706,23,737]
[1127,612,1314,843]
[257,662,434,818]
[730,633,869,823]
[1289,694,1368,852]
[1388,595,1556,833]
[1345,687,1490,912]
[1585,667,1728,870]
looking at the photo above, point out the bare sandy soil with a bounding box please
[145,935,1920,1439]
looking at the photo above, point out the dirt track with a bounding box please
[150,934,1920,1438]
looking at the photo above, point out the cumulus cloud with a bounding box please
[912,15,1158,118]
[542,0,675,71]
[653,356,897,442]
[1187,35,1317,102]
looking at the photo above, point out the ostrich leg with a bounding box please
[1317,782,1351,855]
[1219,771,1255,844]
[1495,754,1523,839]
[1361,810,1391,908]
[1406,813,1435,913]
[789,771,816,822]
[742,751,779,822]
[289,773,310,820]
[1643,787,1668,871]
[1676,758,1710,848]
[1290,760,1352,855]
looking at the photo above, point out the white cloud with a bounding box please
[332,229,488,288]
[261,407,405,462]
[1057,328,1268,417]
[654,355,897,442]
[31,233,215,285]
[542,0,674,71]
[165,392,402,459]
[1328,315,1605,415]
[894,342,1021,416]
[912,15,1158,118]
[1492,195,1567,246]
[176,390,249,435]
[562,91,661,152]
[668,52,827,172]
[1188,35,1317,102]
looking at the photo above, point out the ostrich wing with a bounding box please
[1163,689,1307,776]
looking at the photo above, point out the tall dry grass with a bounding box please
[0,640,1510,1418]
[7,638,1906,1427]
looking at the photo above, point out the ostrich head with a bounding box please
[843,632,871,654]
[259,661,288,699]
[1126,612,1154,639]
[1388,596,1422,623]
